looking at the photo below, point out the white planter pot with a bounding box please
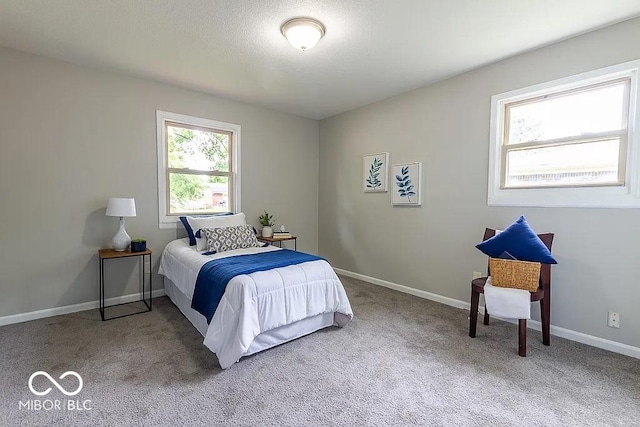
[262,226,273,237]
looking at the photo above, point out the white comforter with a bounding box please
[158,239,353,368]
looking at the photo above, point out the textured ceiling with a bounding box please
[1,1,639,119]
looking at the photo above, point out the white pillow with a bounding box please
[188,213,247,251]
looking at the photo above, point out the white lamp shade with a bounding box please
[106,198,136,217]
[281,18,325,51]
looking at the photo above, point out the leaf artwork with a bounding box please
[366,157,383,189]
[395,165,416,202]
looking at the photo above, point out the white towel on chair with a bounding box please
[484,276,531,319]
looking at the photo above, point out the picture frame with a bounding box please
[363,152,389,192]
[391,162,422,206]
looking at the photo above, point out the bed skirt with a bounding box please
[163,277,335,359]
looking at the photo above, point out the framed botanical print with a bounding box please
[392,162,422,206]
[363,152,389,192]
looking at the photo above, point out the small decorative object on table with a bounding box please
[131,238,147,253]
[259,210,275,237]
[272,232,292,238]
[272,224,291,238]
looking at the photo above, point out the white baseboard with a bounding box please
[334,268,471,310]
[0,289,166,326]
[334,268,640,359]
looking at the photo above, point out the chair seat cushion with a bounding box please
[476,216,557,264]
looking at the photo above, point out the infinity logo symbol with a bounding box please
[28,371,83,396]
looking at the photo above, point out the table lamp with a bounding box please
[106,197,136,251]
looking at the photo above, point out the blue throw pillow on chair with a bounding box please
[476,216,557,264]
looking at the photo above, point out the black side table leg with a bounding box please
[148,253,153,311]
[141,253,152,312]
[100,257,105,321]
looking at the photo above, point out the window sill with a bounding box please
[488,186,640,208]
[159,219,181,229]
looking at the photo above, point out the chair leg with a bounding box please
[540,296,551,346]
[483,308,490,325]
[469,288,479,338]
[518,319,527,357]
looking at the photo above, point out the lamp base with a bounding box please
[111,218,131,251]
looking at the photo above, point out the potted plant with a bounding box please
[130,238,147,252]
[258,211,275,237]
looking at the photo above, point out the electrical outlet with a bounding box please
[608,311,620,329]
[144,261,151,274]
[472,271,483,280]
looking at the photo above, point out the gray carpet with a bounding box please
[1,276,639,427]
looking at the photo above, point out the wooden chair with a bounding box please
[468,228,554,357]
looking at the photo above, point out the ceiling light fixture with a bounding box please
[281,18,325,51]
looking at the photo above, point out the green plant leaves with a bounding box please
[366,157,383,189]
[258,210,275,227]
[395,166,415,201]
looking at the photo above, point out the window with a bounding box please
[488,60,640,208]
[157,111,240,228]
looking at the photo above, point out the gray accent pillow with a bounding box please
[202,225,261,253]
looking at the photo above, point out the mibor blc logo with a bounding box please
[29,371,83,396]
[19,371,92,411]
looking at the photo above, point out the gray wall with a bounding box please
[0,46,318,317]
[319,18,640,348]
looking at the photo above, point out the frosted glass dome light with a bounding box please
[281,18,325,51]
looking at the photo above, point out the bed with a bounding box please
[158,237,353,369]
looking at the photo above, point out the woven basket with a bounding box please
[489,258,541,292]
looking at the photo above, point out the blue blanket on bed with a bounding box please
[191,249,325,324]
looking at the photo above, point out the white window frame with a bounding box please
[488,59,640,208]
[156,110,241,229]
